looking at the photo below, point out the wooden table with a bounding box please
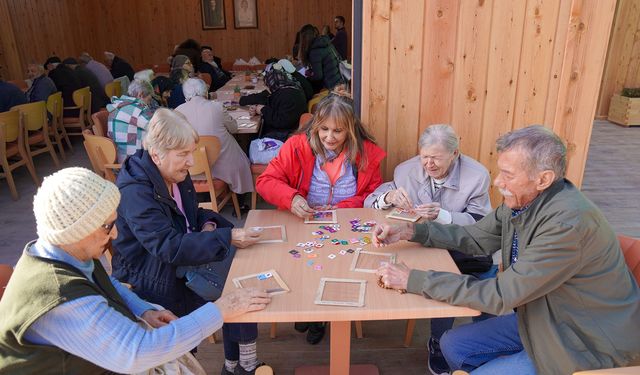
[223,208,479,375]
[214,73,266,134]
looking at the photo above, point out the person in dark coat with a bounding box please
[332,16,348,60]
[112,108,270,375]
[63,58,109,113]
[0,80,27,112]
[104,51,135,81]
[26,63,57,104]
[45,56,82,117]
[173,39,203,73]
[298,24,345,92]
[199,45,231,91]
[240,63,307,142]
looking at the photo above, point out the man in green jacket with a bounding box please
[374,125,640,375]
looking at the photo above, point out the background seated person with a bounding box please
[365,124,493,375]
[45,56,82,117]
[111,108,268,375]
[106,79,156,163]
[62,57,109,113]
[199,45,231,91]
[0,167,270,374]
[374,125,640,375]
[176,78,253,197]
[0,79,27,112]
[25,63,57,104]
[255,89,386,344]
[167,55,193,109]
[239,62,307,142]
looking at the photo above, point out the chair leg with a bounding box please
[404,319,416,347]
[232,192,241,219]
[23,154,40,186]
[1,161,19,200]
[42,136,60,167]
[251,191,257,210]
[60,123,73,151]
[53,132,66,161]
[355,320,363,339]
[269,322,277,339]
[208,331,218,344]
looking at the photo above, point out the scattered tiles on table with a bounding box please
[328,254,336,259]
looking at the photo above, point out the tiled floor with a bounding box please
[0,120,638,374]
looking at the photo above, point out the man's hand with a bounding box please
[414,202,441,221]
[215,287,271,320]
[231,227,262,248]
[372,222,415,247]
[290,195,315,219]
[376,262,411,291]
[384,187,413,210]
[141,309,178,328]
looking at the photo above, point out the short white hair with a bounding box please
[133,69,154,83]
[182,78,208,100]
[127,79,153,97]
[418,124,459,153]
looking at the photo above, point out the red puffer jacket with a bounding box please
[256,133,386,210]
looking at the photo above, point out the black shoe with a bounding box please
[294,322,309,332]
[306,322,326,345]
[221,365,234,375]
[427,337,450,375]
[236,362,273,375]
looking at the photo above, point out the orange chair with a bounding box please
[11,102,60,169]
[91,110,110,137]
[82,130,120,182]
[0,264,13,300]
[189,136,242,218]
[63,86,92,137]
[0,110,39,200]
[7,80,28,92]
[198,72,212,87]
[47,91,73,155]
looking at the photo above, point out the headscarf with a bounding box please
[264,63,301,93]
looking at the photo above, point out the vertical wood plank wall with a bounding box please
[0,0,351,80]
[361,0,616,205]
[596,0,640,118]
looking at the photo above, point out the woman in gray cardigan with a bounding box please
[364,124,493,375]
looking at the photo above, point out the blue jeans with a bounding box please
[431,265,499,340]
[440,313,537,374]
[223,323,259,360]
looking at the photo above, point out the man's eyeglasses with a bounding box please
[101,220,116,233]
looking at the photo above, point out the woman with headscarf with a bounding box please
[239,62,307,142]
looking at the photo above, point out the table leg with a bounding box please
[330,321,350,375]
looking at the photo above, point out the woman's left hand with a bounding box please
[141,309,178,328]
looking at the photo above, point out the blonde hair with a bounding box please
[302,85,376,170]
[144,108,199,157]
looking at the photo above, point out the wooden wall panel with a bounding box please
[361,0,616,207]
[596,0,640,118]
[2,0,351,80]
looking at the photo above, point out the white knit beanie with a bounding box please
[33,167,121,245]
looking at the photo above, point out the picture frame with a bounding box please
[304,210,337,224]
[385,208,421,222]
[232,269,290,296]
[233,0,258,29]
[253,225,287,244]
[315,278,367,307]
[201,0,226,30]
[350,249,396,273]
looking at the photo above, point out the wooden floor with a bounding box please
[0,120,638,374]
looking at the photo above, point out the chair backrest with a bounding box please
[0,110,22,143]
[0,264,13,300]
[105,81,122,99]
[191,136,222,174]
[73,86,91,112]
[198,72,212,87]
[91,110,110,137]
[46,92,63,127]
[11,101,47,132]
[619,234,640,284]
[299,113,312,129]
[82,131,118,179]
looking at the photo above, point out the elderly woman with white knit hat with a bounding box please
[0,167,271,374]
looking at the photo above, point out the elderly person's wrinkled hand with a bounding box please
[372,222,415,247]
[376,262,411,291]
[290,194,314,219]
[215,287,271,320]
[141,309,179,328]
[385,187,413,210]
[414,202,441,221]
[231,228,262,248]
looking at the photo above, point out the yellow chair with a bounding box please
[189,136,241,218]
[11,102,60,169]
[82,130,120,182]
[105,81,122,99]
[308,89,329,113]
[47,91,73,155]
[63,86,92,137]
[0,110,39,200]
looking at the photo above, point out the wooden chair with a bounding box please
[105,81,122,99]
[308,89,329,113]
[11,101,60,169]
[189,136,242,218]
[82,130,120,182]
[91,110,110,137]
[0,110,39,200]
[47,91,73,154]
[0,264,13,300]
[198,72,212,87]
[63,86,92,137]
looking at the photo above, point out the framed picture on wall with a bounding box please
[201,0,226,29]
[233,0,258,29]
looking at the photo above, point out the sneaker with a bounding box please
[427,337,450,375]
[236,363,273,375]
[306,322,326,345]
[294,322,309,332]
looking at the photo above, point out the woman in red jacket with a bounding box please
[256,86,386,344]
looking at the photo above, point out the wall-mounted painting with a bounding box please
[233,0,258,29]
[202,0,226,29]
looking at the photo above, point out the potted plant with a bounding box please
[608,88,640,126]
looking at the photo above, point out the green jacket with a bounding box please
[407,179,640,374]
